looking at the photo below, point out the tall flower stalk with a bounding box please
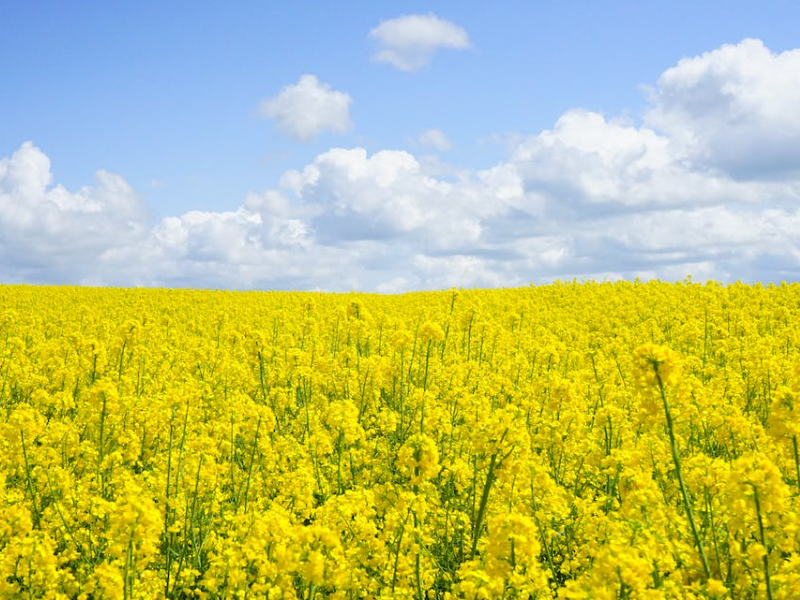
[655,368,712,581]
[635,343,712,581]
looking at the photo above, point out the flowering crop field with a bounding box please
[2,282,800,600]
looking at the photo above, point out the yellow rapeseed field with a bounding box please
[2,281,800,600]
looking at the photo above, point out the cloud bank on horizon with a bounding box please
[3,33,800,291]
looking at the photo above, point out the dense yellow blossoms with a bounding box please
[2,280,800,599]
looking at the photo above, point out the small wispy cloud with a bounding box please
[369,14,470,72]
[418,128,452,151]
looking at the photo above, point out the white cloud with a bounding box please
[258,75,352,141]
[275,147,506,250]
[0,142,148,283]
[511,108,790,211]
[5,39,800,290]
[418,128,452,151]
[369,14,470,71]
[645,39,800,179]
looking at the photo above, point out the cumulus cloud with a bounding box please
[511,108,791,213]
[276,147,519,251]
[258,75,352,141]
[645,39,800,180]
[0,142,148,283]
[4,39,800,290]
[369,14,470,71]
[418,128,452,151]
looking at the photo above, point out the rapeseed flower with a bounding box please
[2,282,800,597]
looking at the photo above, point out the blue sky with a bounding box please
[2,1,800,290]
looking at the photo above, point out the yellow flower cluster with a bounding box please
[2,280,800,599]
[632,343,682,388]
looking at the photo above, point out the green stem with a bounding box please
[170,456,204,598]
[792,436,800,495]
[98,392,108,498]
[118,338,127,381]
[391,510,411,593]
[469,428,513,560]
[240,417,261,512]
[656,372,711,581]
[20,430,41,529]
[124,535,134,600]
[414,512,424,600]
[471,454,497,559]
[164,408,175,597]
[530,485,557,583]
[753,488,774,600]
